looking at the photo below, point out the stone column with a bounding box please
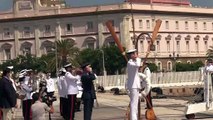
[97,15,104,48]
[13,0,18,16]
[14,25,19,57]
[55,20,61,41]
[120,15,131,50]
[34,24,41,57]
[34,0,40,15]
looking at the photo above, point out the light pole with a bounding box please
[100,49,106,87]
[55,43,58,76]
[100,50,106,76]
[133,32,154,53]
[51,46,58,76]
[169,52,179,72]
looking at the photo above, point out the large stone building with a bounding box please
[0,0,212,71]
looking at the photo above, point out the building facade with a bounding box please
[0,0,212,71]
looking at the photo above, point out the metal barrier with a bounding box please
[96,71,203,90]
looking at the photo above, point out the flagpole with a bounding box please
[130,0,136,45]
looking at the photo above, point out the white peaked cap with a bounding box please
[19,73,25,78]
[20,69,27,73]
[20,69,27,76]
[26,69,33,72]
[59,68,66,72]
[64,63,72,68]
[7,66,13,69]
[126,49,137,54]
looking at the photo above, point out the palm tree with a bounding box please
[43,39,79,73]
[207,46,213,58]
[56,39,80,68]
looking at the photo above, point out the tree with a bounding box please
[37,39,80,74]
[77,46,126,75]
[56,39,80,68]
[77,48,102,74]
[103,45,126,75]
[0,54,47,74]
[175,60,204,71]
[147,63,158,72]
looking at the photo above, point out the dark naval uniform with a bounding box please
[81,70,96,120]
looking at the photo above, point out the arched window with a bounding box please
[83,37,96,49]
[187,60,191,64]
[1,43,12,61]
[104,36,115,46]
[167,61,172,71]
[185,35,191,41]
[194,35,200,40]
[203,35,209,41]
[175,35,181,40]
[157,61,162,71]
[41,40,54,54]
[156,35,162,41]
[177,61,181,63]
[165,35,172,40]
[20,42,32,55]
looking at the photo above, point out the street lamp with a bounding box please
[133,32,155,53]
[169,52,179,71]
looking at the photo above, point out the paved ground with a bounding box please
[13,93,213,120]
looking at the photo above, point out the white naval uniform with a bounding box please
[57,76,68,98]
[21,76,32,100]
[76,78,83,98]
[204,65,213,103]
[65,71,81,119]
[65,72,80,95]
[46,78,55,93]
[206,64,213,72]
[139,67,151,97]
[127,57,141,120]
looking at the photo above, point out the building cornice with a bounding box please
[1,3,213,23]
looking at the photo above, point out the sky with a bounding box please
[0,0,213,11]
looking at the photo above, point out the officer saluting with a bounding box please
[126,49,142,120]
[81,63,97,120]
[64,63,81,120]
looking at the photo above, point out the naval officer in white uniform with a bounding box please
[138,63,153,109]
[126,49,142,120]
[57,68,68,119]
[64,63,81,120]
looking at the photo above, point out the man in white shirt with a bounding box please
[46,73,55,97]
[76,69,83,112]
[126,49,142,120]
[64,63,81,120]
[57,68,68,119]
[138,64,153,109]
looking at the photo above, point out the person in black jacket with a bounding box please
[81,63,97,120]
[0,68,17,120]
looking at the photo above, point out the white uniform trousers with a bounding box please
[130,88,140,120]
